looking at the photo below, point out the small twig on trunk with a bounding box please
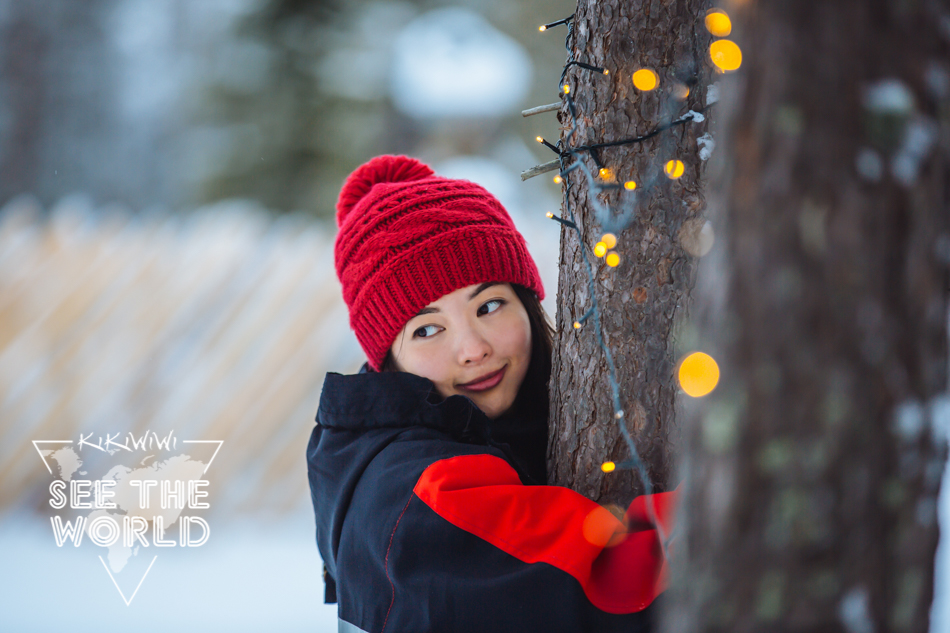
[521,103,561,117]
[520,159,560,181]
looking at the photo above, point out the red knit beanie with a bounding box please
[334,155,545,371]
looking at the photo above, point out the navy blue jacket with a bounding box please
[306,363,675,632]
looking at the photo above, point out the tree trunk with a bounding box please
[548,0,713,505]
[666,1,950,631]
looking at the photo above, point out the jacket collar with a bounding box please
[316,363,492,444]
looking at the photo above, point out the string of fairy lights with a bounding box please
[528,7,742,544]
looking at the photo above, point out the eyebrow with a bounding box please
[413,282,501,318]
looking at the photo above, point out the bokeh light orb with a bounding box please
[632,69,658,91]
[601,233,617,249]
[582,505,627,547]
[594,242,608,258]
[678,352,720,397]
[710,40,742,72]
[705,9,732,37]
[605,252,620,267]
[664,159,685,179]
[624,180,637,191]
[679,218,715,257]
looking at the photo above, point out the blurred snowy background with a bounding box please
[0,0,570,630]
[1,1,948,632]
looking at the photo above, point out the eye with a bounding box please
[412,324,441,339]
[478,299,505,316]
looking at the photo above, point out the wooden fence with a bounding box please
[0,195,366,520]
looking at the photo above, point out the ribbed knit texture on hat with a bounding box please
[333,155,545,371]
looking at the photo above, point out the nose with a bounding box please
[456,324,491,365]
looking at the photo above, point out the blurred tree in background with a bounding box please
[0,0,576,220]
[667,1,950,631]
[197,0,346,215]
[202,0,577,218]
[0,0,127,207]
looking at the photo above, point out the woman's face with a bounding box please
[390,282,532,419]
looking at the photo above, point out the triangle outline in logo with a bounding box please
[31,440,74,475]
[99,555,158,606]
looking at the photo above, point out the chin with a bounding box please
[476,396,512,420]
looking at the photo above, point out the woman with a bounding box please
[306,155,676,633]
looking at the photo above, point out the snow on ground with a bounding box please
[0,512,338,632]
[3,461,950,632]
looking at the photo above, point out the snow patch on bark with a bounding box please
[838,587,874,633]
[891,117,938,187]
[863,79,915,114]
[893,400,925,442]
[697,133,715,161]
[931,392,950,444]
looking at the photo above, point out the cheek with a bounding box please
[397,347,456,395]
[403,350,442,378]
[499,312,532,362]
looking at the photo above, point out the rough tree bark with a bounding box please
[548,0,714,505]
[667,1,950,631]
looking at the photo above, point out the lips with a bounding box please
[458,366,507,392]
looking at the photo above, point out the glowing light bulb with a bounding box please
[632,69,658,91]
[599,167,611,180]
[582,505,627,547]
[665,159,685,179]
[603,68,610,75]
[606,252,620,267]
[601,461,616,473]
[573,321,582,329]
[553,175,563,184]
[594,242,608,258]
[710,40,742,72]
[539,25,547,32]
[536,136,544,143]
[678,218,715,257]
[563,84,571,94]
[624,180,637,191]
[601,233,617,249]
[678,352,720,397]
[705,9,732,37]
[546,212,554,218]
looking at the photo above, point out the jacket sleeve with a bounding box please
[412,453,678,615]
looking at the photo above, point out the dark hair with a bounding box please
[379,283,555,422]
